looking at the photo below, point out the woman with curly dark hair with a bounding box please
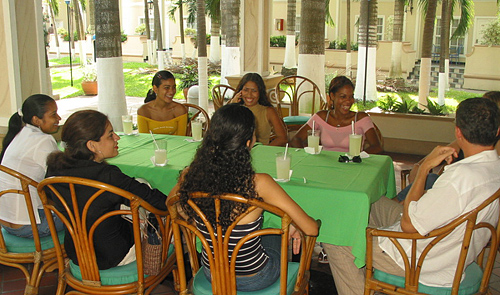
[168,103,318,291]
[230,73,287,146]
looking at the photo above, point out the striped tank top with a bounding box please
[196,215,269,275]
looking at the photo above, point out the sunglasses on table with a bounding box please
[338,155,362,163]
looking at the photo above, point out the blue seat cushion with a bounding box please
[373,262,483,295]
[192,261,299,295]
[283,116,310,125]
[69,244,174,286]
[2,228,65,253]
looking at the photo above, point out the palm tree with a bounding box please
[46,0,61,59]
[389,0,405,78]
[283,0,297,70]
[437,0,474,104]
[346,0,352,77]
[72,0,87,65]
[144,0,151,39]
[95,0,127,131]
[221,0,240,84]
[297,0,326,112]
[88,0,95,34]
[153,0,163,51]
[197,0,209,111]
[417,0,439,107]
[168,0,187,59]
[354,0,378,103]
[437,0,452,105]
[207,0,221,63]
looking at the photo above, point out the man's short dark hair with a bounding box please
[456,97,500,146]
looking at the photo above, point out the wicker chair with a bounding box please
[168,192,320,295]
[37,176,176,295]
[211,84,236,111]
[182,103,211,138]
[0,165,63,295]
[365,188,500,295]
[274,75,327,132]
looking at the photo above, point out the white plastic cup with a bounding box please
[192,120,203,141]
[349,134,362,157]
[154,139,167,166]
[122,115,133,135]
[307,129,321,154]
[276,152,291,181]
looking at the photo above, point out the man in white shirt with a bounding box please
[325,97,500,294]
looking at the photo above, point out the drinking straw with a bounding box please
[149,130,159,150]
[312,120,315,132]
[351,121,355,135]
[284,143,289,160]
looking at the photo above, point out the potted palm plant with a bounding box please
[81,64,97,95]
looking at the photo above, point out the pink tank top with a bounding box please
[306,112,374,152]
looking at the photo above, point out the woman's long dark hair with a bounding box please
[46,110,108,170]
[144,70,176,103]
[178,104,259,228]
[0,94,54,162]
[234,73,272,107]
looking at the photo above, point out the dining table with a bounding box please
[108,133,396,268]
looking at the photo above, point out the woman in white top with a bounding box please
[0,94,64,238]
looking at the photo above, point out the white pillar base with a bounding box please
[97,56,128,131]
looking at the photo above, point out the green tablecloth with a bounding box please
[109,133,396,267]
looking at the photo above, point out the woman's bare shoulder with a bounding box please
[357,111,369,119]
[316,110,329,119]
[172,102,188,116]
[137,102,156,116]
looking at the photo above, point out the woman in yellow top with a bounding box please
[137,70,188,135]
[230,73,287,146]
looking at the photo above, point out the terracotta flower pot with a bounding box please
[81,81,98,96]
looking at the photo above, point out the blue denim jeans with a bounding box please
[203,234,282,291]
[2,209,64,238]
[396,173,440,202]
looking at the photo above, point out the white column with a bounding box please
[240,0,270,76]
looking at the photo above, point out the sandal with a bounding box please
[318,249,328,264]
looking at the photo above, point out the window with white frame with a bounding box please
[434,18,466,55]
[355,16,385,41]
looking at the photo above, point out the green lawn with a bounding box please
[50,59,220,100]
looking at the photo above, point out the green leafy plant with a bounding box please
[424,98,447,116]
[185,28,196,36]
[376,95,399,112]
[121,31,128,43]
[58,28,80,42]
[81,64,97,82]
[328,39,358,51]
[481,19,500,46]
[270,35,286,47]
[135,24,146,35]
[393,96,418,113]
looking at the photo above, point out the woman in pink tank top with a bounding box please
[291,76,382,153]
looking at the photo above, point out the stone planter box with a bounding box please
[368,111,455,156]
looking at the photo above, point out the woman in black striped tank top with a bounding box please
[168,104,318,291]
